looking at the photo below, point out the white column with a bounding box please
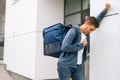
[90,0,120,80]
[5,0,64,80]
[4,0,37,79]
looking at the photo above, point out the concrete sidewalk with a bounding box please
[0,63,14,80]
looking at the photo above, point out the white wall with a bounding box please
[4,0,37,79]
[4,0,64,80]
[90,0,120,80]
[35,0,64,80]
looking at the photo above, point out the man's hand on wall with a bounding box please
[105,3,110,11]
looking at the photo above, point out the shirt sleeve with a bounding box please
[61,28,85,53]
[96,9,107,22]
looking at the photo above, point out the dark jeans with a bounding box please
[57,63,84,80]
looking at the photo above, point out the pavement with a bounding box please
[0,62,14,80]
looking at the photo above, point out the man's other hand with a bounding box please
[82,39,88,46]
[105,3,110,11]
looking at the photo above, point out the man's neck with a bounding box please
[80,24,84,33]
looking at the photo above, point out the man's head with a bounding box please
[80,16,99,34]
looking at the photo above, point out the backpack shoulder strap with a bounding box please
[72,27,80,44]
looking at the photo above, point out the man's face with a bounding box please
[84,24,96,34]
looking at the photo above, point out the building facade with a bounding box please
[0,0,120,80]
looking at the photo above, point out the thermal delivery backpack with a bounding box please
[43,23,78,58]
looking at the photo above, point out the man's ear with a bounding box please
[85,21,90,25]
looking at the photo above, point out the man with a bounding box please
[57,3,110,80]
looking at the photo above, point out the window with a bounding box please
[64,0,90,26]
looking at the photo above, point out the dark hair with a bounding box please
[85,16,99,28]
